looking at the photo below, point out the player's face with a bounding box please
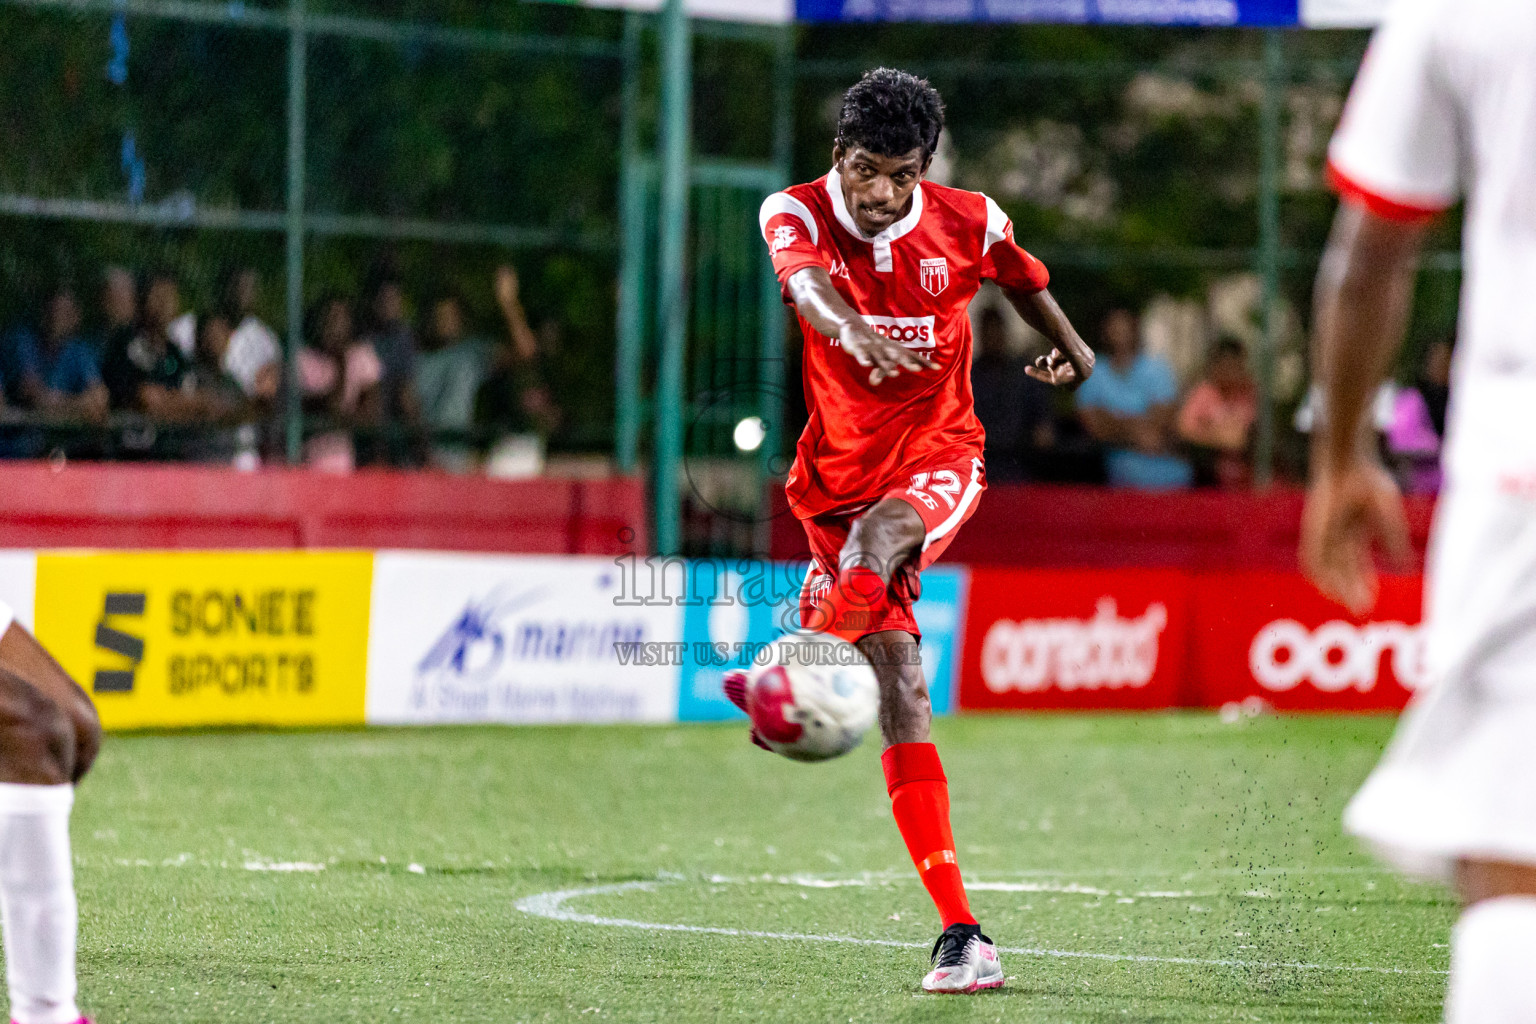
[833,144,928,236]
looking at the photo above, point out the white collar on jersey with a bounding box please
[825,168,923,272]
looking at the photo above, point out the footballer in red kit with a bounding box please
[725,68,1094,994]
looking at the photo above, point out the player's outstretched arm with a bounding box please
[1300,201,1424,614]
[786,267,938,387]
[1006,288,1094,389]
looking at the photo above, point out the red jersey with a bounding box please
[760,169,1050,519]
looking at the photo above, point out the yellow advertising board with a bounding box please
[33,551,373,730]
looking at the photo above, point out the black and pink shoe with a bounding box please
[923,924,1004,993]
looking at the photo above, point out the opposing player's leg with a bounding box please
[0,608,100,1024]
[1443,860,1536,1022]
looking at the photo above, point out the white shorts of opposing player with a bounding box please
[1344,443,1536,1024]
[1445,896,1536,1023]
[1345,398,1536,881]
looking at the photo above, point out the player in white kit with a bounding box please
[1302,1,1536,1019]
[0,601,99,1024]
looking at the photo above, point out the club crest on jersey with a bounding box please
[919,257,949,296]
[770,225,798,255]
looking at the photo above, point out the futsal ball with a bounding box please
[744,634,879,762]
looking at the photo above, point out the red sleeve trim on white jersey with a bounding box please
[1326,159,1448,224]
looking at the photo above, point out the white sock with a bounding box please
[1446,894,1536,1024]
[0,784,79,1024]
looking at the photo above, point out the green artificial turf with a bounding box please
[72,714,1453,1023]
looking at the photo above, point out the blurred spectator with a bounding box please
[1076,308,1193,490]
[186,314,249,411]
[219,266,281,404]
[101,272,229,458]
[1413,337,1451,436]
[155,273,196,359]
[182,313,257,464]
[1293,381,1397,438]
[416,265,541,473]
[99,266,137,356]
[102,273,201,419]
[970,307,1054,483]
[2,286,108,423]
[363,269,423,464]
[1385,338,1453,495]
[1177,337,1257,489]
[475,269,562,468]
[298,294,383,472]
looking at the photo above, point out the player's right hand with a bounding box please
[839,322,938,387]
[1300,459,1414,615]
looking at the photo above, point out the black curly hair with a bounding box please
[836,68,945,162]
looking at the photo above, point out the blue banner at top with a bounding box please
[794,0,1298,24]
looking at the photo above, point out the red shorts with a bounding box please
[798,454,985,639]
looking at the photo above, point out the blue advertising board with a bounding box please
[676,560,969,722]
[794,0,1298,24]
[677,560,805,722]
[910,565,967,716]
[555,0,1380,27]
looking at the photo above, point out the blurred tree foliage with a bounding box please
[0,1,626,448]
[0,4,1461,454]
[793,24,1462,368]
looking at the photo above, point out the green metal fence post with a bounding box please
[283,0,308,465]
[1255,28,1283,488]
[754,24,794,552]
[653,0,692,555]
[615,11,644,475]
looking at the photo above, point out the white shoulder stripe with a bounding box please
[982,194,1011,253]
[759,192,819,246]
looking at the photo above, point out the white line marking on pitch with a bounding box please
[702,873,1207,898]
[514,880,1445,975]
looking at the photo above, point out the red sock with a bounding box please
[809,566,889,643]
[882,742,976,930]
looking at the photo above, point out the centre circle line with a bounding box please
[513,879,1446,976]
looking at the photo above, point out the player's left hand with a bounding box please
[1026,348,1084,389]
[1300,459,1414,615]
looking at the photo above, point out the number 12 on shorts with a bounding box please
[906,470,963,512]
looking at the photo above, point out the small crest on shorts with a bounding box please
[919,257,948,296]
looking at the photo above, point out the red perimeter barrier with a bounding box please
[958,567,1426,713]
[0,462,646,554]
[766,483,1438,712]
[770,483,1437,569]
